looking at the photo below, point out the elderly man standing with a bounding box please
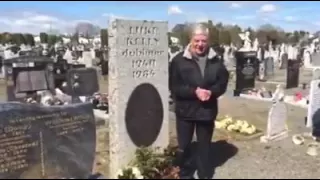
[169,24,229,179]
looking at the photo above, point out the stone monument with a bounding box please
[108,19,169,178]
[238,31,251,52]
[260,85,288,143]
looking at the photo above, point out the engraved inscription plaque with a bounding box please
[0,102,96,179]
[125,83,164,147]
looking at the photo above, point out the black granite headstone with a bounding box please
[125,83,164,147]
[101,61,108,76]
[3,56,55,102]
[66,68,99,97]
[234,51,258,96]
[0,102,96,179]
[286,60,300,89]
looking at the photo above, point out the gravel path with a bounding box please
[169,95,320,179]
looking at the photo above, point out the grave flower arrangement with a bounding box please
[117,146,180,179]
[215,115,257,135]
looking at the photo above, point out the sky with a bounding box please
[1,1,320,34]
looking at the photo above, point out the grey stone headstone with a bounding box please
[312,68,320,80]
[0,102,96,179]
[265,57,274,77]
[311,53,320,67]
[108,19,169,178]
[279,53,288,69]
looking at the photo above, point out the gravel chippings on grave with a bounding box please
[170,95,319,179]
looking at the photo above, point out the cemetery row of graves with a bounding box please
[0,18,319,179]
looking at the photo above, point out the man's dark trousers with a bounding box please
[175,118,214,179]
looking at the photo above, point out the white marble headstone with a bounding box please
[307,68,320,127]
[63,49,73,64]
[304,50,312,68]
[261,86,288,143]
[81,51,93,67]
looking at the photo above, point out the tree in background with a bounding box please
[100,29,108,47]
[24,34,35,46]
[71,31,79,44]
[40,32,48,44]
[47,34,57,46]
[0,33,3,45]
[170,21,312,48]
[207,20,220,46]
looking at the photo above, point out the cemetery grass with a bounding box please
[0,75,318,178]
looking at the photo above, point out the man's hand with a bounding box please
[195,87,212,101]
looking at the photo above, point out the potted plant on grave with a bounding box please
[117,146,180,179]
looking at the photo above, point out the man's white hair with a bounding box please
[190,23,209,36]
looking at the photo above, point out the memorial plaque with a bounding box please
[307,80,320,137]
[0,102,96,179]
[108,19,169,178]
[267,101,288,138]
[125,83,164,147]
[234,51,258,95]
[286,60,300,89]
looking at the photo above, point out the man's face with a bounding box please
[190,34,209,55]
